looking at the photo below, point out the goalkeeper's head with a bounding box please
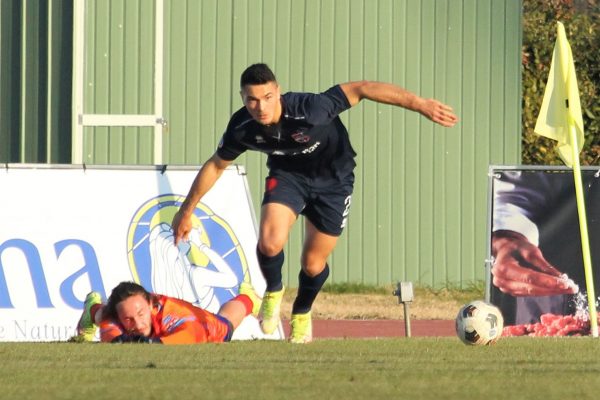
[104,281,154,337]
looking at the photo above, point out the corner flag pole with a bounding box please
[569,124,598,337]
[534,22,598,337]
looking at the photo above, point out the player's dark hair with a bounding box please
[240,63,277,87]
[103,281,152,321]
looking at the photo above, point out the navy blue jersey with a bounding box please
[217,85,357,178]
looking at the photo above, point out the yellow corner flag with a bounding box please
[534,22,597,337]
[534,21,584,167]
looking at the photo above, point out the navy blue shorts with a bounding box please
[214,314,234,342]
[261,170,354,236]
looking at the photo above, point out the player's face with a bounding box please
[116,294,153,337]
[241,82,281,125]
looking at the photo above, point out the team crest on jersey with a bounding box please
[291,132,311,143]
[126,194,250,313]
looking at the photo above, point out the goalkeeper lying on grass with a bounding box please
[71,281,259,344]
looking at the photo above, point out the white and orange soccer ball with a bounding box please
[455,300,504,346]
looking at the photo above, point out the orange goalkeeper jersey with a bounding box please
[99,294,231,344]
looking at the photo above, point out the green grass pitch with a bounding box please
[1,338,599,399]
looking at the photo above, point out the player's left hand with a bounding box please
[422,98,458,127]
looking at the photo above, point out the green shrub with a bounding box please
[522,0,600,165]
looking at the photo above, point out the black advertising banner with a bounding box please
[490,168,600,336]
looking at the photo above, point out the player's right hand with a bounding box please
[171,210,193,246]
[491,230,579,297]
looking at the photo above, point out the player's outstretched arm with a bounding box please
[339,80,458,127]
[172,153,232,245]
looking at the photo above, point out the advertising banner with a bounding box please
[0,165,281,341]
[489,167,600,335]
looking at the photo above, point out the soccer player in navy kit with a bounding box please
[172,63,458,343]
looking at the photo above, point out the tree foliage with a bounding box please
[522,0,600,165]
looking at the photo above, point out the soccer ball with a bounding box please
[455,300,504,346]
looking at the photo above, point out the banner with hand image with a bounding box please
[490,167,600,336]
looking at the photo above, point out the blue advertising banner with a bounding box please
[0,165,281,341]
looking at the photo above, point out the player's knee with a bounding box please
[301,266,320,277]
[257,240,284,257]
[301,256,327,277]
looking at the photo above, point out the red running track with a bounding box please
[282,319,455,338]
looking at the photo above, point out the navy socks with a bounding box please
[292,264,330,314]
[257,245,330,313]
[256,247,284,292]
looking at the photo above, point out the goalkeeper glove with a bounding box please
[111,334,162,344]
